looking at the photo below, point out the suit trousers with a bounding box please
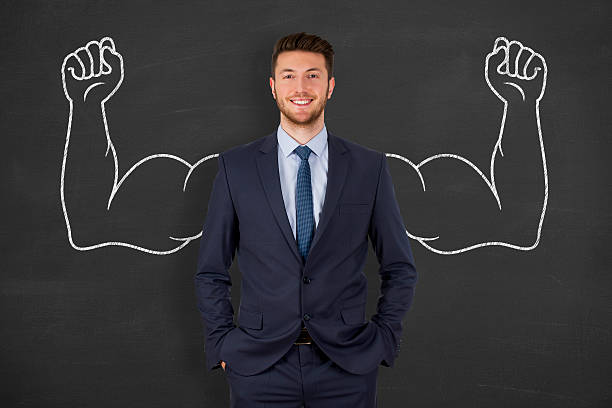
[224,342,379,407]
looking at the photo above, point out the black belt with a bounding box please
[294,327,313,345]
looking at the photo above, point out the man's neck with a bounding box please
[280,115,325,145]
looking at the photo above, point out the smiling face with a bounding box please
[269,50,335,128]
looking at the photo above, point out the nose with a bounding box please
[295,76,307,93]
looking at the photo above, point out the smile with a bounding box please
[290,99,313,106]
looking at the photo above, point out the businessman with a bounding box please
[194,32,417,407]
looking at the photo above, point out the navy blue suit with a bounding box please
[194,129,417,379]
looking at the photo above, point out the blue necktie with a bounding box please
[294,145,314,261]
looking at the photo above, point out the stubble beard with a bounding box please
[275,83,329,128]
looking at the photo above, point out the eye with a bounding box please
[308,73,319,78]
[283,74,293,79]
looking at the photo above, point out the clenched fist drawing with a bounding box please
[61,37,124,105]
[485,37,547,104]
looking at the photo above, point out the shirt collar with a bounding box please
[277,123,328,158]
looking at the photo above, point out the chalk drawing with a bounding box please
[60,36,547,255]
[61,37,214,255]
[387,37,548,254]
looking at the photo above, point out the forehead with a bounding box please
[275,50,326,72]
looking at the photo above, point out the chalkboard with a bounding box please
[2,0,611,407]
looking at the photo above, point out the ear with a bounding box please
[269,76,276,99]
[327,77,335,99]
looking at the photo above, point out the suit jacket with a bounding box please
[194,129,417,376]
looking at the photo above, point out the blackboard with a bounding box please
[2,0,611,406]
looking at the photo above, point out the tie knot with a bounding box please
[294,145,312,161]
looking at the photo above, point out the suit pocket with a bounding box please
[238,305,263,330]
[339,203,370,215]
[340,302,366,325]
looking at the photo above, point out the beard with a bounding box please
[275,83,329,127]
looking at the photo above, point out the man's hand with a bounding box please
[221,360,227,371]
[485,37,547,104]
[61,37,124,106]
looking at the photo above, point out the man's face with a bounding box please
[270,50,335,126]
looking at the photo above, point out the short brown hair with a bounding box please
[271,32,334,80]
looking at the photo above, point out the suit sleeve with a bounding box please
[368,152,418,368]
[194,153,239,371]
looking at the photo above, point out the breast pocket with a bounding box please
[338,203,370,215]
[337,203,371,249]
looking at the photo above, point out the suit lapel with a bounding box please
[256,131,302,264]
[255,129,350,265]
[308,130,349,256]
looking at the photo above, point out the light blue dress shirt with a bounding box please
[276,123,329,240]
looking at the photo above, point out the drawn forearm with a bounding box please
[61,104,117,230]
[493,104,544,207]
[490,103,546,240]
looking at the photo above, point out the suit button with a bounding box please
[303,276,311,284]
[303,313,311,321]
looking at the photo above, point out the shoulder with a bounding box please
[217,132,273,167]
[330,132,384,168]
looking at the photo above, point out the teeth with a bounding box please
[292,99,312,105]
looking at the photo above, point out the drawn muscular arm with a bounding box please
[60,38,214,254]
[394,37,548,253]
[60,36,547,255]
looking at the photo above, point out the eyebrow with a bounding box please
[279,68,322,73]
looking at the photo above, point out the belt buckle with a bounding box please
[294,327,312,345]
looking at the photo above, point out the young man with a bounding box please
[194,32,417,407]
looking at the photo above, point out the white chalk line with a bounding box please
[60,36,548,256]
[502,81,525,101]
[84,82,104,101]
[388,36,548,255]
[60,37,216,255]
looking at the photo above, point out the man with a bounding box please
[194,32,417,407]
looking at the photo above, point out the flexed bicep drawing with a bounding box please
[60,37,216,255]
[387,37,548,254]
[60,36,548,255]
